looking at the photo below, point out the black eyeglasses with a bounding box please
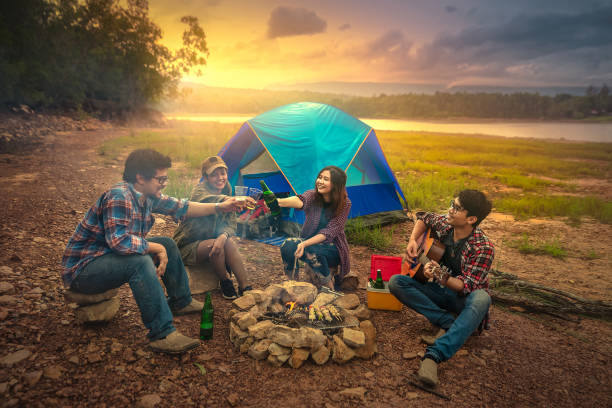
[449,200,464,212]
[152,176,169,185]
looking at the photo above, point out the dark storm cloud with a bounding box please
[267,6,327,38]
[445,5,457,13]
[416,6,612,69]
[339,23,351,31]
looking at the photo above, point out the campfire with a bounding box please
[228,281,377,368]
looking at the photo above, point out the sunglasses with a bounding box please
[449,200,465,212]
[152,176,169,185]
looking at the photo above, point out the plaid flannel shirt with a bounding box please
[61,182,189,287]
[299,190,351,280]
[417,211,494,295]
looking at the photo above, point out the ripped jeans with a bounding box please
[280,238,340,285]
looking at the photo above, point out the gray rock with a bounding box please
[236,312,258,331]
[247,320,275,340]
[232,294,256,311]
[288,348,310,369]
[353,320,377,359]
[1,349,32,366]
[342,328,366,348]
[263,283,287,301]
[312,293,336,308]
[311,345,330,365]
[345,304,371,320]
[281,281,317,304]
[229,322,249,347]
[334,294,360,310]
[248,339,272,360]
[332,335,355,363]
[266,325,299,348]
[267,353,290,367]
[64,288,118,306]
[239,337,255,354]
[267,342,290,357]
[74,297,119,323]
[295,327,327,350]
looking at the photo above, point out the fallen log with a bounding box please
[489,269,612,319]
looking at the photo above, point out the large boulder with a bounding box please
[64,288,118,306]
[74,297,119,323]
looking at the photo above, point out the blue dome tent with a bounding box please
[219,102,406,229]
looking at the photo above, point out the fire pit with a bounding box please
[228,281,377,368]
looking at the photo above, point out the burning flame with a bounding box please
[285,301,296,312]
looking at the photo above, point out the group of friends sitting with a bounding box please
[61,148,494,388]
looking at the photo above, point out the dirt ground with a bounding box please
[0,128,610,407]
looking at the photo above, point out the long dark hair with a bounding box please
[314,165,347,216]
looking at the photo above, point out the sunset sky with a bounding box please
[149,0,612,90]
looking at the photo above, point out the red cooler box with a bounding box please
[370,255,402,282]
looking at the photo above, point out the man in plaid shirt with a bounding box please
[389,189,494,387]
[62,149,252,354]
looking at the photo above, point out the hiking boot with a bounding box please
[421,328,446,346]
[149,331,200,354]
[173,299,203,316]
[238,285,253,297]
[417,358,438,387]
[220,279,238,300]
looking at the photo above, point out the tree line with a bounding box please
[164,84,612,120]
[0,0,207,118]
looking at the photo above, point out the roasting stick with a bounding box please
[406,376,451,401]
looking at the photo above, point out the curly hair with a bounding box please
[122,149,172,183]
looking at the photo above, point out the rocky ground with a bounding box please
[0,117,610,407]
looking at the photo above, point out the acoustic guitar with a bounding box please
[401,228,446,284]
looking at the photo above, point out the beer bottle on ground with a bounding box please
[259,180,281,217]
[200,292,214,340]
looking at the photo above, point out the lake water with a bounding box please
[165,114,612,143]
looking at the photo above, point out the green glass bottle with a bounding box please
[375,269,384,289]
[200,292,214,340]
[259,180,281,217]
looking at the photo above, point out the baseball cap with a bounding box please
[201,155,228,176]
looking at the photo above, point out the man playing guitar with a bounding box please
[389,189,494,387]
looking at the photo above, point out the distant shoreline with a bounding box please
[164,112,612,125]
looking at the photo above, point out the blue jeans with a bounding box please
[70,236,192,341]
[280,238,340,285]
[388,274,491,362]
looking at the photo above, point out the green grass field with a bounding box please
[99,121,612,224]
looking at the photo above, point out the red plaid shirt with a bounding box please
[417,212,494,295]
